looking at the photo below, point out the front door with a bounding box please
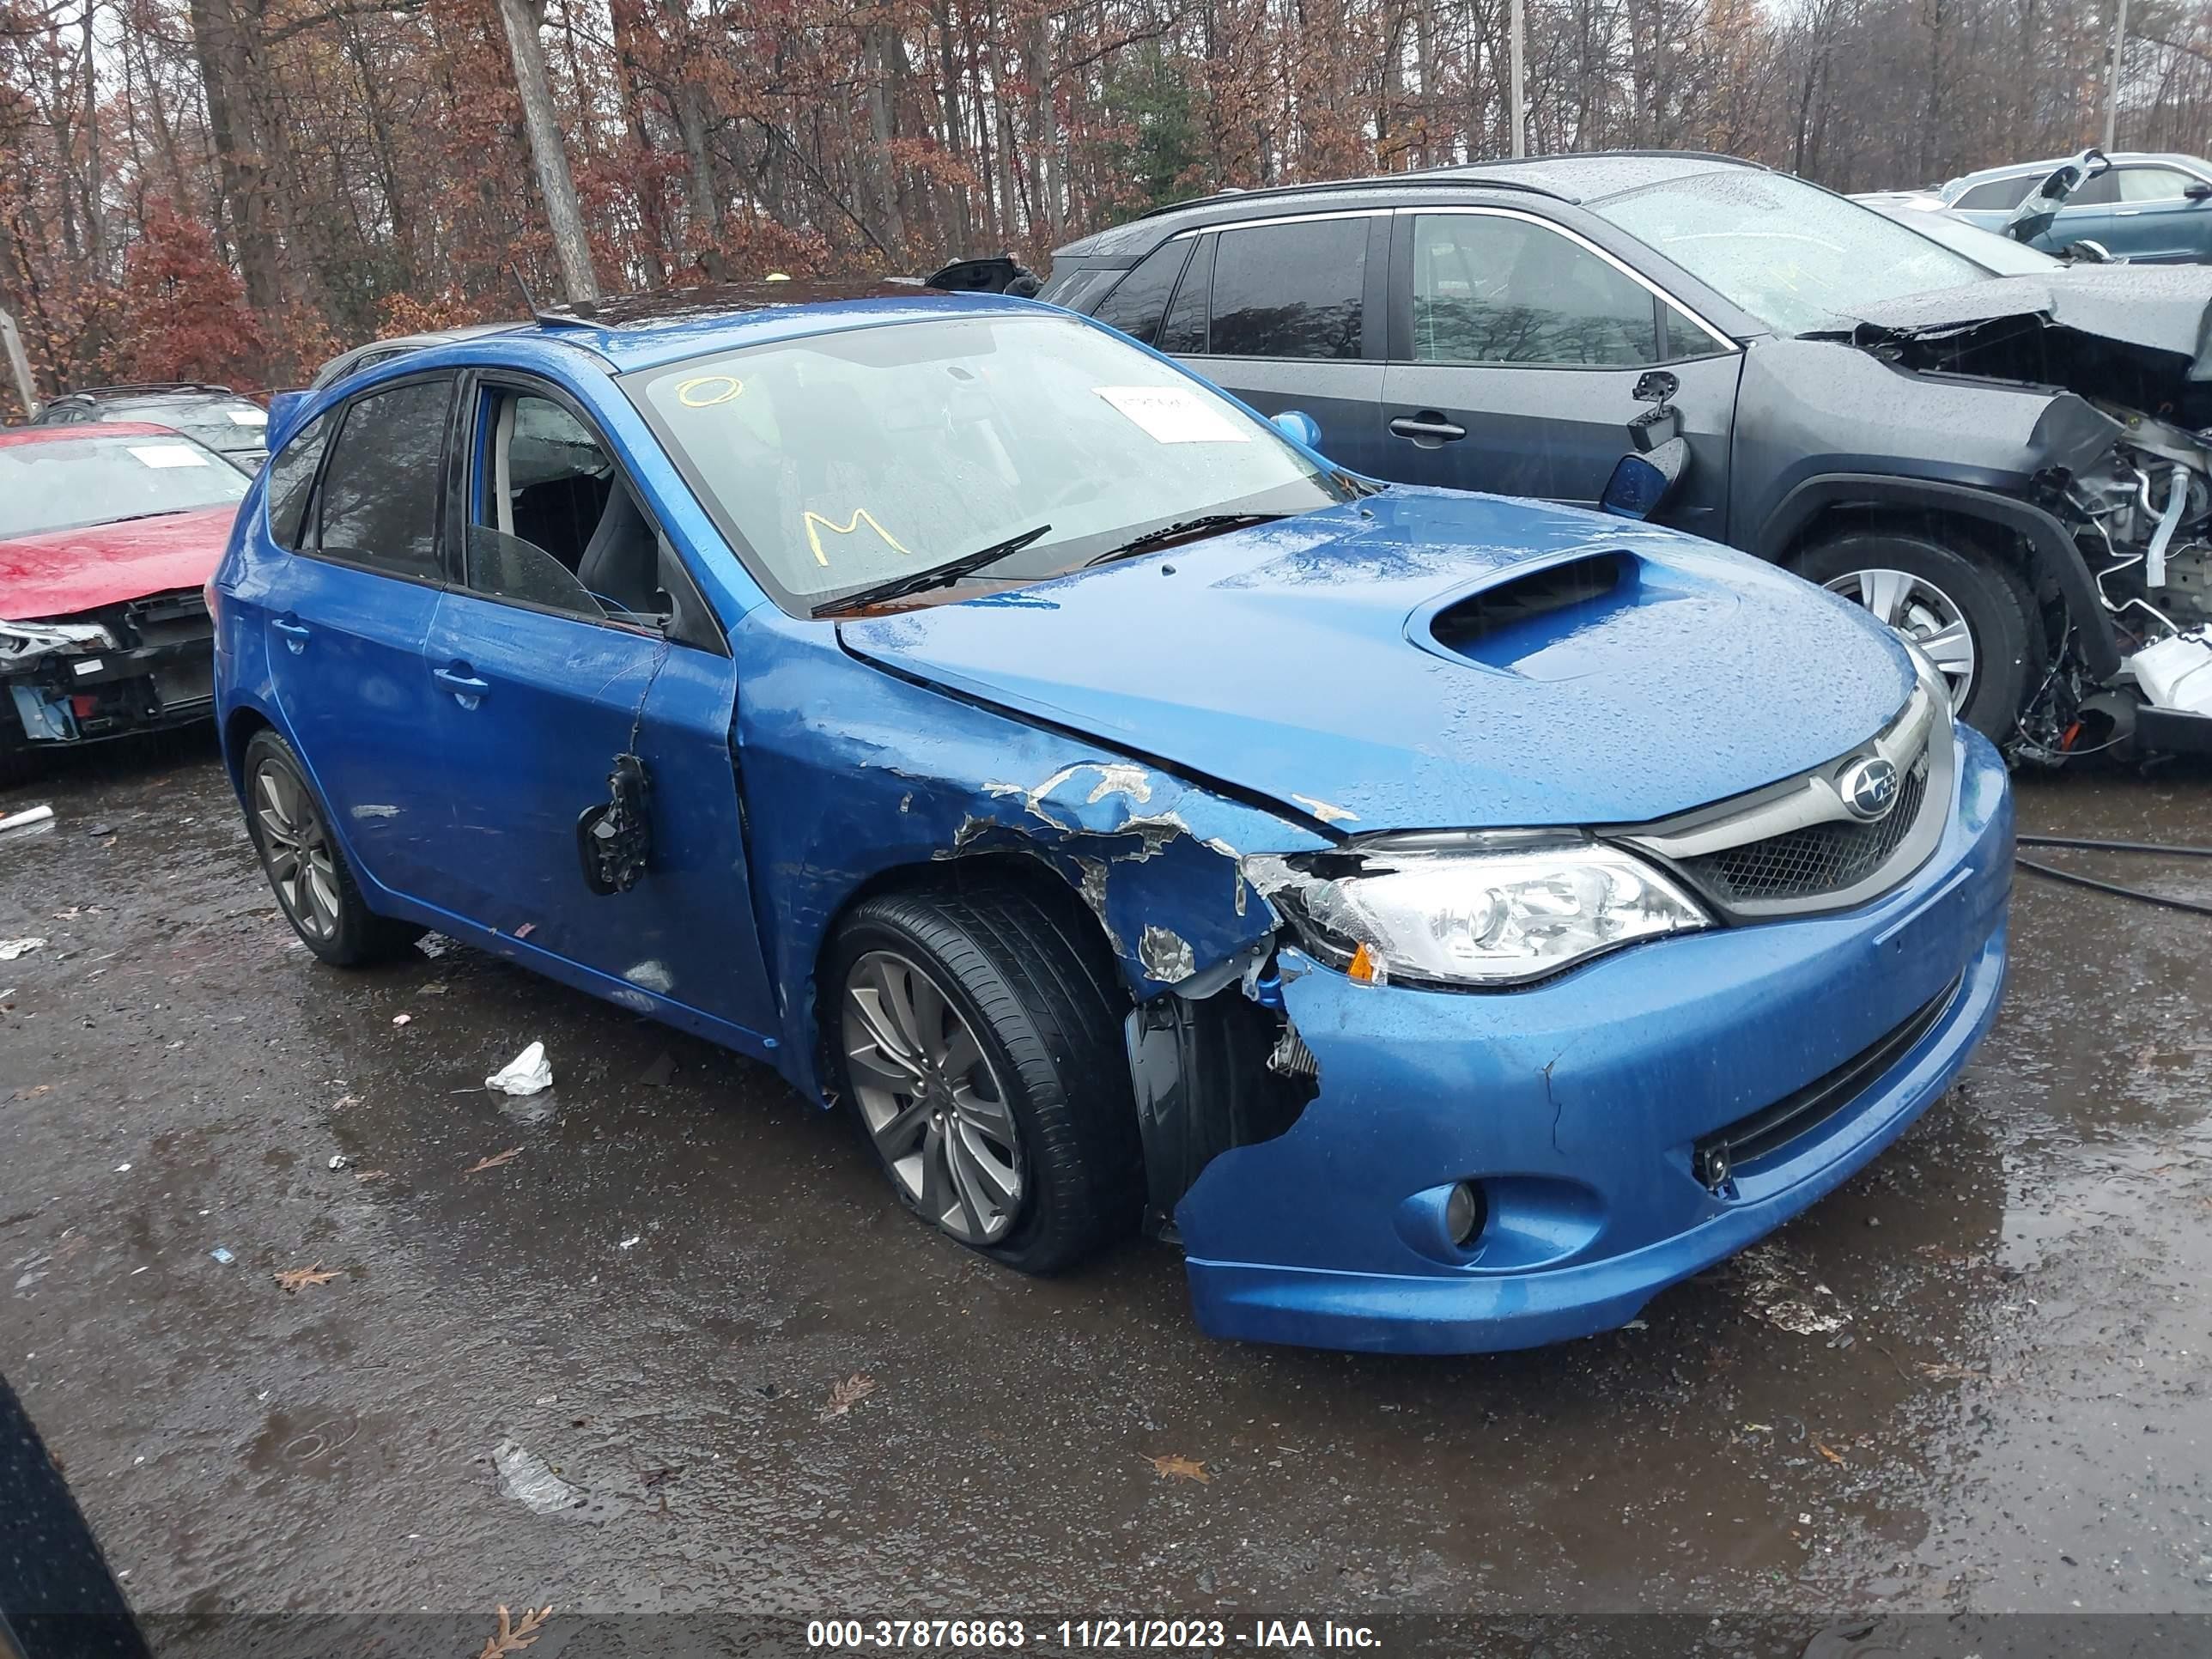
[256,375,459,902]
[2078,162,2212,263]
[419,375,775,1042]
[1376,210,1742,537]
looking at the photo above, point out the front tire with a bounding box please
[1791,530,2039,740]
[828,883,1143,1275]
[241,729,423,966]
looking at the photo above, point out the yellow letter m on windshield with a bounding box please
[804,508,914,568]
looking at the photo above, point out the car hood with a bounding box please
[839,489,1914,832]
[0,507,236,618]
[1836,265,2212,380]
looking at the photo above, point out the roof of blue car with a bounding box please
[518,289,1042,374]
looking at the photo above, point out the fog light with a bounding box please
[1443,1180,1486,1248]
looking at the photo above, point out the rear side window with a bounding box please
[313,377,453,580]
[1158,237,1212,354]
[1953,176,2037,211]
[1207,218,1366,359]
[2068,170,2121,207]
[264,414,328,549]
[1092,242,1194,344]
[1035,267,1118,312]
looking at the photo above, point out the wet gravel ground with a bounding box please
[3,732,2211,1644]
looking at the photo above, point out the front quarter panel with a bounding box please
[727,605,1328,1099]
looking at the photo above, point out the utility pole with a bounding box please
[495,0,601,305]
[1508,0,1528,157]
[2103,0,2130,150]
[0,307,36,419]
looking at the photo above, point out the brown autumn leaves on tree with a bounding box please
[0,0,2203,411]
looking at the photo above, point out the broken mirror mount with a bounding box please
[1628,370,1680,451]
[576,752,651,896]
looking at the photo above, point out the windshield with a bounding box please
[629,311,1349,612]
[139,399,268,454]
[0,432,251,538]
[1592,170,1990,335]
[1886,209,2063,276]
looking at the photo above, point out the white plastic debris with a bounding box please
[618,1235,641,1250]
[492,1437,587,1516]
[0,938,46,961]
[209,1247,235,1266]
[485,1041,552,1097]
[327,1153,349,1171]
[0,804,54,836]
[2129,631,2212,716]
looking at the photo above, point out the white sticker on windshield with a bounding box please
[226,408,269,426]
[126,444,210,469]
[1093,386,1250,445]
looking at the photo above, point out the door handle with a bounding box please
[1389,414,1468,445]
[434,663,490,708]
[271,617,311,654]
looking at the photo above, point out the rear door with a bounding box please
[256,375,458,902]
[1155,212,1393,476]
[1376,208,1742,535]
[417,372,775,1040]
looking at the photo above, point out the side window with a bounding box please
[1954,176,2036,211]
[1034,267,1118,312]
[1660,301,1727,361]
[2117,167,2201,202]
[1410,214,1662,368]
[1207,217,1365,359]
[313,377,453,579]
[2068,170,2121,208]
[264,413,329,549]
[1091,241,1194,344]
[1158,236,1212,354]
[465,386,707,638]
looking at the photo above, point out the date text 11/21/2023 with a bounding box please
[804,1620,1382,1650]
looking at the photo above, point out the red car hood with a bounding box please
[0,507,236,619]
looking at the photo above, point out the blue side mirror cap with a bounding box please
[1271,409,1324,452]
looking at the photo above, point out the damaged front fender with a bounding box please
[728,611,1329,1103]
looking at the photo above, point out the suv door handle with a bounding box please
[434,663,490,708]
[271,618,311,653]
[1389,414,1468,444]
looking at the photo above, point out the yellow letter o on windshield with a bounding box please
[676,375,744,408]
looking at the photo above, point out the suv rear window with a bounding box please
[1091,242,1194,345]
[1952,176,2038,211]
[1206,217,1366,359]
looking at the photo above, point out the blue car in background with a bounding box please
[209,290,2011,1353]
[1943,149,2212,262]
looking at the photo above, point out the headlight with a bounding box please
[0,618,116,659]
[1247,832,1709,989]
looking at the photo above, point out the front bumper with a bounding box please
[1177,726,2013,1355]
[3,591,215,748]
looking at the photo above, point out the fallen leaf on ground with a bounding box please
[1917,1360,1984,1382]
[1814,1441,1845,1465]
[1146,1453,1211,1484]
[353,1169,389,1182]
[818,1373,878,1420]
[421,981,448,995]
[640,1465,684,1488]
[331,1095,360,1110]
[465,1147,523,1174]
[274,1264,340,1292]
[477,1604,554,1658]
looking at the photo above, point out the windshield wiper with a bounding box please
[1085,513,1286,568]
[811,524,1054,618]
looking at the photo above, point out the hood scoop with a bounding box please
[1425,550,1634,671]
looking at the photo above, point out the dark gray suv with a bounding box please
[1043,151,2212,759]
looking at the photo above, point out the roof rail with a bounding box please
[52,381,236,398]
[1131,149,1767,222]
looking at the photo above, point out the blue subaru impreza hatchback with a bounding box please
[210,290,2011,1353]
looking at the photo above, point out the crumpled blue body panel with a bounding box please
[1176,728,2014,1354]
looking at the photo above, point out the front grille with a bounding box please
[1681,754,1929,906]
[1692,971,1962,1189]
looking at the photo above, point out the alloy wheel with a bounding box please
[1822,567,1976,711]
[842,949,1024,1245]
[252,758,340,942]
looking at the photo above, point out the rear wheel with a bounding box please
[1791,530,2039,739]
[828,883,1143,1275]
[242,729,423,966]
